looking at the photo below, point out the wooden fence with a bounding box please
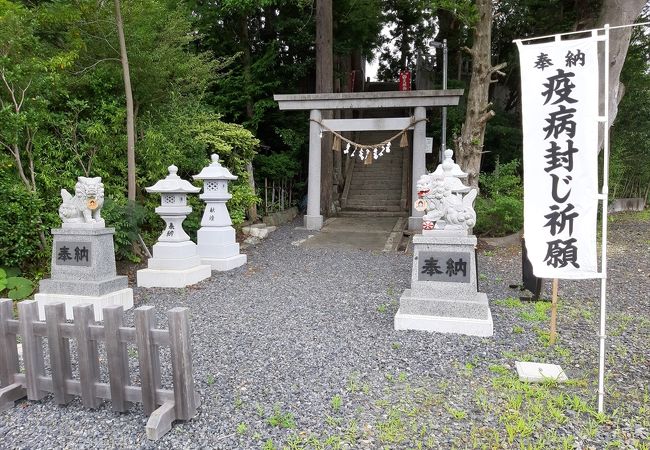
[0,299,200,441]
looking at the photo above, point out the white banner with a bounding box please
[517,37,599,279]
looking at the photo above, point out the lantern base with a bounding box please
[136,265,211,288]
[201,253,247,271]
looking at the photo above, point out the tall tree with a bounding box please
[595,0,646,134]
[377,0,436,81]
[454,0,505,188]
[114,0,136,201]
[316,0,334,214]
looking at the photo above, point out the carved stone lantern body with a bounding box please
[137,165,211,287]
[193,154,246,271]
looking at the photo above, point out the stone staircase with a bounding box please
[341,130,408,216]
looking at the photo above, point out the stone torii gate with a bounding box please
[273,89,464,231]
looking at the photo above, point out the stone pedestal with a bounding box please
[394,233,493,336]
[35,227,133,321]
[137,241,211,288]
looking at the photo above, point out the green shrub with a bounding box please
[228,181,260,226]
[101,198,146,262]
[474,159,523,237]
[0,170,50,270]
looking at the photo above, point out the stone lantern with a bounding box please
[137,165,211,288]
[193,154,246,271]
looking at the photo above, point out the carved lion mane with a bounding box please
[58,176,105,224]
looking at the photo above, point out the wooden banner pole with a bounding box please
[550,278,559,345]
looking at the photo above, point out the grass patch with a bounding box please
[494,297,523,308]
[520,301,552,322]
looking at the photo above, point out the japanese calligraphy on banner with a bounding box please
[517,37,599,279]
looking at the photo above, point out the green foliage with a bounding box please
[0,164,49,270]
[474,160,524,237]
[483,108,523,172]
[0,268,35,300]
[0,0,260,272]
[255,152,300,182]
[101,199,146,263]
[228,182,259,226]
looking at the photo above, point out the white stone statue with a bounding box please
[58,176,105,225]
[414,150,477,232]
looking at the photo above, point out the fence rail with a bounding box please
[0,299,200,441]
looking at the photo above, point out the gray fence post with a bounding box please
[45,302,73,405]
[73,304,101,408]
[135,306,161,416]
[104,305,132,412]
[0,299,19,388]
[19,300,46,400]
[168,307,198,420]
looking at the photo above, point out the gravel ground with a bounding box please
[1,212,648,449]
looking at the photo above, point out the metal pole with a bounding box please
[440,39,448,162]
[597,24,611,415]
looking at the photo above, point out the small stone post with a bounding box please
[193,154,247,271]
[137,165,211,288]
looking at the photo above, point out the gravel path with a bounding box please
[1,213,648,449]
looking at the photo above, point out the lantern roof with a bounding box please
[193,154,237,181]
[146,165,201,193]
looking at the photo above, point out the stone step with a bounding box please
[350,182,401,189]
[348,191,401,197]
[339,210,409,217]
[351,175,402,182]
[342,204,404,212]
[347,197,402,205]
[352,171,403,177]
[347,201,402,207]
[347,190,402,197]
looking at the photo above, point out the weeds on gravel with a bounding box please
[494,297,523,308]
[266,404,296,429]
[445,404,467,420]
[330,394,342,412]
[235,422,247,435]
[346,371,361,393]
[376,408,407,444]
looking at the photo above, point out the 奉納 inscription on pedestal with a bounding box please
[55,242,92,267]
[417,251,471,283]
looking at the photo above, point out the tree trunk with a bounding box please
[597,0,646,138]
[114,0,136,202]
[316,0,334,215]
[454,0,505,189]
[238,13,258,221]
